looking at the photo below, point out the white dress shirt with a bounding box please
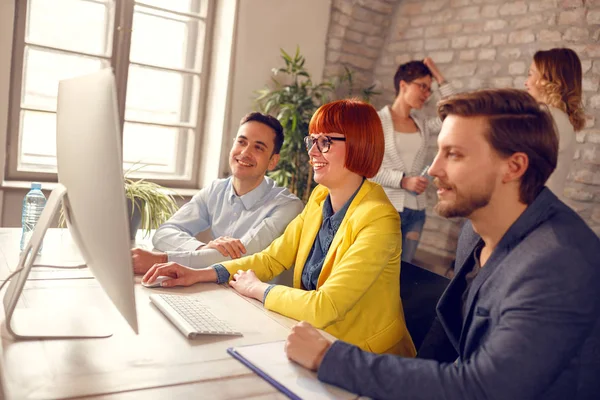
[152,176,304,269]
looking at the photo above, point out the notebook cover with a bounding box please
[227,341,358,400]
[227,347,301,400]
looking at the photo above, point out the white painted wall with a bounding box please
[222,0,331,175]
[0,1,15,226]
[0,0,330,227]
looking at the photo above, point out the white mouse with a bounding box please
[142,275,173,288]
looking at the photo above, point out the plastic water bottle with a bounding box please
[408,165,431,196]
[20,182,47,254]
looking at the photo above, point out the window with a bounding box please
[7,0,212,186]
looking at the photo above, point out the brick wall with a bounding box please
[325,0,600,261]
[324,0,398,88]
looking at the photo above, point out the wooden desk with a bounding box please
[0,229,156,280]
[0,228,298,399]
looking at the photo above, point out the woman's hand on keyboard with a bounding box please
[142,262,217,287]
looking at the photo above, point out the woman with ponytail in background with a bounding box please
[372,57,454,263]
[525,47,586,201]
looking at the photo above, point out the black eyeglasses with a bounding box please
[303,135,346,154]
[409,81,432,94]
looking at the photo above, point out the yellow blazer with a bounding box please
[222,180,416,356]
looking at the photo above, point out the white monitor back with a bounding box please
[2,69,138,339]
[56,69,138,333]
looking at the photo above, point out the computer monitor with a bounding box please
[2,69,138,339]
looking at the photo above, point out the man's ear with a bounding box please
[502,152,529,183]
[267,153,280,171]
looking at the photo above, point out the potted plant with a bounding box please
[254,47,379,202]
[125,178,180,240]
[60,177,180,240]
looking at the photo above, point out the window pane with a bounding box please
[123,122,194,177]
[26,0,115,56]
[22,46,108,111]
[125,65,200,125]
[136,0,208,17]
[130,5,205,71]
[19,110,57,171]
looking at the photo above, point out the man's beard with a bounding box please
[433,178,494,218]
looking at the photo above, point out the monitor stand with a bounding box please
[2,184,112,340]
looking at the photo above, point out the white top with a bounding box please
[545,106,575,202]
[371,82,455,212]
[394,131,422,210]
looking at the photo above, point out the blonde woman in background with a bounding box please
[525,47,586,201]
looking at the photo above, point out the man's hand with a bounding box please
[401,176,429,194]
[142,262,213,287]
[285,321,333,371]
[131,248,168,275]
[423,57,446,85]
[229,269,269,301]
[203,236,247,259]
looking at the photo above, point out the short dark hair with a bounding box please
[437,89,558,204]
[239,112,284,154]
[393,61,432,96]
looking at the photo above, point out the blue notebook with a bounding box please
[227,340,359,400]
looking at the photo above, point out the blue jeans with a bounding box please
[399,208,426,263]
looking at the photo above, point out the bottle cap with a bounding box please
[31,182,42,190]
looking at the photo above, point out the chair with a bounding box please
[400,261,450,351]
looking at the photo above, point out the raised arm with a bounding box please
[423,57,456,135]
[424,57,446,86]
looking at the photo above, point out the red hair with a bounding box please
[309,99,384,178]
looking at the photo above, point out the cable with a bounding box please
[32,263,87,269]
[0,267,25,293]
[0,264,88,292]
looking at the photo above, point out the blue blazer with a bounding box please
[318,188,600,400]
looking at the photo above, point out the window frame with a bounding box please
[5,0,214,189]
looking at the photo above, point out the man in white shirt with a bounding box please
[131,112,304,274]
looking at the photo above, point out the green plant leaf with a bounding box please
[58,174,181,237]
[280,48,292,63]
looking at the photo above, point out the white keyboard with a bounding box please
[149,294,242,339]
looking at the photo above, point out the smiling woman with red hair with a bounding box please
[144,99,416,357]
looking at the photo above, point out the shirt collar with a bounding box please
[322,179,365,230]
[226,177,270,210]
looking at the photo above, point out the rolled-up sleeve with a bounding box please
[164,199,303,269]
[152,188,212,251]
